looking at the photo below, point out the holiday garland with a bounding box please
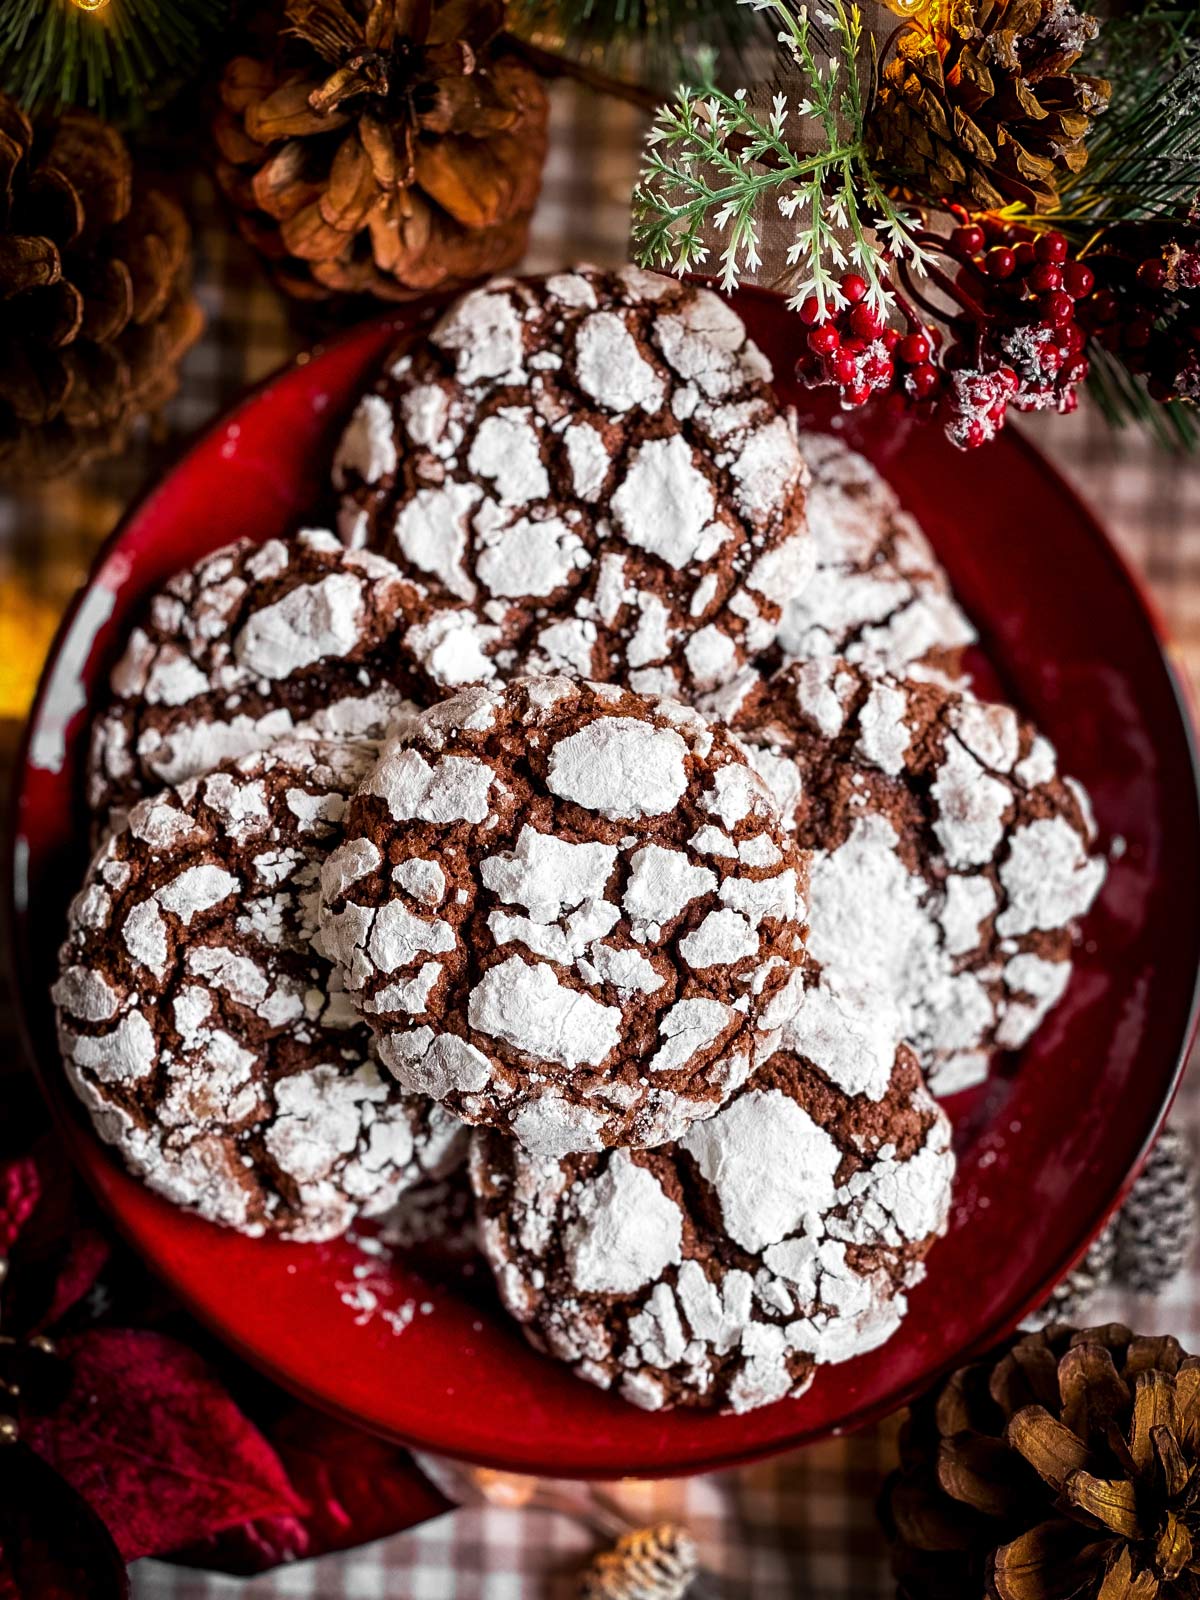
[633,0,1200,451]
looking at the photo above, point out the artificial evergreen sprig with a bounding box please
[0,0,228,123]
[632,0,933,316]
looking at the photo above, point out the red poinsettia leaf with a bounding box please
[173,1404,453,1575]
[0,1439,129,1599]
[0,1156,41,1253]
[31,1227,111,1333]
[21,1329,303,1562]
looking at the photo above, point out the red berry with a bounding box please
[961,418,987,448]
[798,296,822,325]
[830,350,858,386]
[1085,288,1120,325]
[843,381,872,408]
[841,273,869,304]
[898,332,931,365]
[1041,290,1076,325]
[1064,323,1087,353]
[1040,344,1064,375]
[1029,264,1062,293]
[1013,240,1037,270]
[848,304,882,340]
[985,246,1017,279]
[1063,355,1090,384]
[1124,317,1154,350]
[1035,231,1069,265]
[808,323,840,355]
[1138,259,1168,290]
[950,224,985,258]
[863,353,894,388]
[1059,387,1079,414]
[881,327,901,353]
[908,361,940,398]
[1062,262,1095,299]
[997,366,1020,393]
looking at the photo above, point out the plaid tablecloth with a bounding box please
[2,80,1199,1600]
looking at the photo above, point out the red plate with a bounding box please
[8,288,1200,1478]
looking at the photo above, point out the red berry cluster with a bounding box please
[1079,228,1200,405]
[793,273,943,413]
[941,218,1092,435]
[791,221,1107,448]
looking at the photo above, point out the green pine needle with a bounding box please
[508,0,772,89]
[0,0,228,124]
[632,0,933,316]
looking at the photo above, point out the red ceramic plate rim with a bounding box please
[8,292,1200,1478]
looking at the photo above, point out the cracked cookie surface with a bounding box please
[733,659,1107,1094]
[332,266,812,698]
[56,738,467,1240]
[470,966,953,1413]
[773,433,974,686]
[319,676,809,1154]
[87,528,497,826]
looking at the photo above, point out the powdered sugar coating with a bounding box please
[774,434,975,685]
[732,660,1106,1094]
[86,530,497,827]
[332,267,813,697]
[321,678,809,1153]
[470,1010,953,1413]
[56,740,468,1240]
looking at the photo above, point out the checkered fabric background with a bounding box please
[2,80,1200,1600]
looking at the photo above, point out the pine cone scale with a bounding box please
[215,0,546,300]
[870,0,1109,214]
[0,94,201,480]
[885,1326,1200,1599]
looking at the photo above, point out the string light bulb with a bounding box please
[879,0,931,16]
[69,0,112,11]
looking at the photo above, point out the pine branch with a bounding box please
[1055,0,1200,225]
[0,0,228,123]
[631,0,933,315]
[505,0,774,94]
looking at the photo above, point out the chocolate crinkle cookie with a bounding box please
[87,528,496,827]
[331,265,812,698]
[319,676,809,1156]
[733,659,1107,1095]
[470,969,954,1413]
[774,432,975,686]
[55,739,467,1241]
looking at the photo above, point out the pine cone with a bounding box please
[1115,1129,1197,1297]
[869,0,1110,214]
[577,1522,700,1600]
[214,0,549,302]
[0,95,202,481]
[1031,1220,1116,1328]
[882,1322,1200,1598]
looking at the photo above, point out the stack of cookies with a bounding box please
[54,267,1107,1415]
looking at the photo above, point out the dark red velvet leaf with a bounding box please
[173,1405,453,1575]
[32,1226,111,1332]
[22,1330,303,1562]
[0,1157,41,1253]
[0,1439,129,1599]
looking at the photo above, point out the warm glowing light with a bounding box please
[879,0,930,15]
[70,0,112,11]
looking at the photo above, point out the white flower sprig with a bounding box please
[632,0,934,316]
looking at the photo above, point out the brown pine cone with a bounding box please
[0,95,202,482]
[870,0,1110,214]
[213,0,549,302]
[882,1322,1200,1598]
